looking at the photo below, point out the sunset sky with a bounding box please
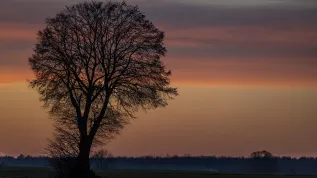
[0,0,316,157]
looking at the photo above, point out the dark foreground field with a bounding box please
[0,167,316,178]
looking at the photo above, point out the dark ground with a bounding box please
[0,167,316,178]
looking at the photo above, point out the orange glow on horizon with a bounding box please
[0,23,43,41]
[0,71,33,85]
[162,25,317,47]
[172,79,317,88]
[0,0,317,158]
[1,71,316,89]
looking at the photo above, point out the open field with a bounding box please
[0,167,316,178]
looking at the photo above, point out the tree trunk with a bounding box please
[77,145,90,171]
[75,136,94,178]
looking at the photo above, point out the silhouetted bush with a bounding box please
[50,157,101,178]
[50,157,76,178]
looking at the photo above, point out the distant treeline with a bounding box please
[1,155,317,174]
[1,154,317,160]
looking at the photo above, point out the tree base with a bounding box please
[71,169,101,178]
[50,157,101,178]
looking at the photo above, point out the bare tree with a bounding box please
[46,125,80,158]
[29,1,177,176]
[250,150,277,173]
[250,150,274,158]
[46,101,126,158]
[91,149,113,169]
[92,149,113,159]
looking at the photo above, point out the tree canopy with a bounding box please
[29,1,177,176]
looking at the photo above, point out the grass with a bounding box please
[0,167,316,178]
[0,167,53,178]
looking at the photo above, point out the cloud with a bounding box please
[0,1,64,24]
[178,0,317,8]
[141,1,317,29]
[0,0,316,86]
[165,55,317,87]
[139,1,317,60]
[164,25,317,58]
[1,0,316,26]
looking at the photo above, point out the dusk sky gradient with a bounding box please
[0,0,316,157]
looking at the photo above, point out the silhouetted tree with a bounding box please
[251,150,273,158]
[46,125,80,158]
[91,149,113,169]
[45,97,124,160]
[250,150,277,174]
[17,154,25,160]
[28,1,177,177]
